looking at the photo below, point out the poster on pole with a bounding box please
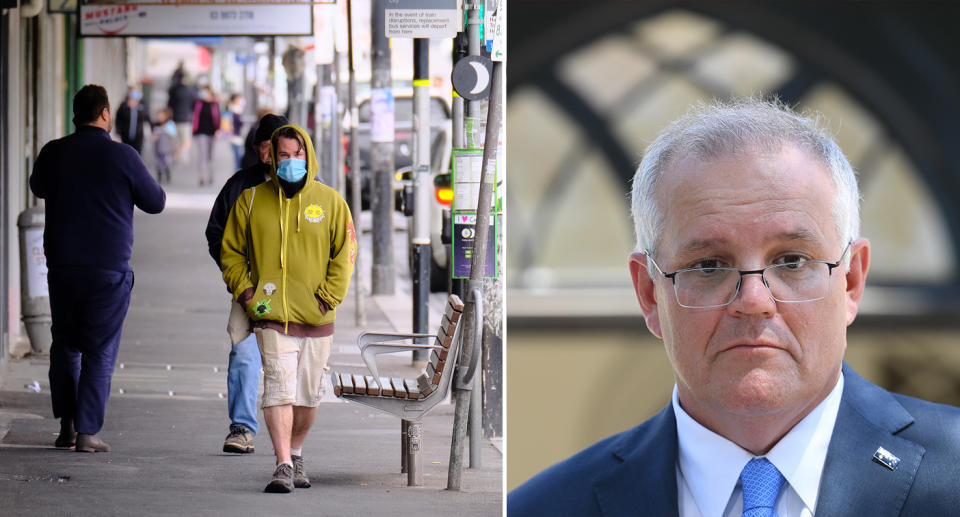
[383,0,459,39]
[452,148,496,212]
[370,88,395,143]
[452,212,499,279]
[78,1,317,37]
[486,0,505,61]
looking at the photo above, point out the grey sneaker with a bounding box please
[264,463,294,493]
[223,425,254,453]
[292,455,311,488]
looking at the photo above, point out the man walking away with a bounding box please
[220,124,356,492]
[167,64,196,163]
[205,113,288,454]
[30,84,166,453]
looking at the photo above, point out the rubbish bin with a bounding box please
[18,206,52,355]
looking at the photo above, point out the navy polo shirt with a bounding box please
[29,125,166,272]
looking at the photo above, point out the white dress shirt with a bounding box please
[673,373,844,517]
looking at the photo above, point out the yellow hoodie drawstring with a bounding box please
[277,185,284,268]
[297,193,302,233]
[278,183,289,333]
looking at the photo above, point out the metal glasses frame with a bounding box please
[645,242,852,309]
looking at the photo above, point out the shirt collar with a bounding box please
[673,372,844,516]
[77,125,110,137]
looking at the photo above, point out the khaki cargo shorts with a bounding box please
[255,327,332,408]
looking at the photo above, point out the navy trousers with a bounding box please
[47,267,133,435]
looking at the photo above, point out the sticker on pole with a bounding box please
[452,212,499,279]
[452,55,493,101]
[370,88,395,143]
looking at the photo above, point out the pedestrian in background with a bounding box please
[115,86,148,155]
[29,84,166,453]
[220,124,356,493]
[193,85,220,186]
[224,93,246,171]
[152,107,176,184]
[205,113,288,455]
[167,64,196,164]
[281,44,307,125]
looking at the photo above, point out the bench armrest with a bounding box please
[357,333,440,390]
[358,331,434,348]
[460,288,483,386]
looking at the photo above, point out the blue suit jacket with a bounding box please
[508,364,960,517]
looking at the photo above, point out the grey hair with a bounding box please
[630,97,860,255]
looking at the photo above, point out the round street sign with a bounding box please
[452,55,494,101]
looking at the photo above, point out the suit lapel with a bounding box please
[815,364,925,517]
[593,405,680,517]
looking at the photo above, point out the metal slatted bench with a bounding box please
[331,293,474,486]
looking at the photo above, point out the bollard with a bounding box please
[406,420,423,486]
[401,419,409,473]
[17,207,52,354]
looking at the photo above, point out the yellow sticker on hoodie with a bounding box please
[304,204,325,223]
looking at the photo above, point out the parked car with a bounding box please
[398,163,454,293]
[346,93,452,210]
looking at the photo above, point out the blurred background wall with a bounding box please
[505,1,960,491]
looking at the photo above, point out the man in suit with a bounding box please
[30,84,166,452]
[508,99,960,516]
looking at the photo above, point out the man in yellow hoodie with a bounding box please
[220,124,357,493]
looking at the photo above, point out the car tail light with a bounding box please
[435,186,454,206]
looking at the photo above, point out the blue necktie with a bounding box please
[740,458,785,517]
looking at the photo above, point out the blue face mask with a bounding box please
[276,158,308,183]
[131,90,142,100]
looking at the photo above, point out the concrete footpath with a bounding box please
[0,169,502,516]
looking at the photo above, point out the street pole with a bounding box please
[464,0,483,471]
[466,2,482,131]
[371,0,395,295]
[347,0,366,326]
[315,62,334,186]
[447,0,500,491]
[329,53,340,193]
[411,37,430,364]
[450,29,467,299]
[336,49,347,198]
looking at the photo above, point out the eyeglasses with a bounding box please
[645,243,851,309]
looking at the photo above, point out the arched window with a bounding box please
[508,6,959,317]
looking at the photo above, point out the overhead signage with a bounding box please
[49,0,78,14]
[485,0,504,61]
[78,2,314,37]
[383,0,459,39]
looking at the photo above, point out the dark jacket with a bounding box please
[205,161,270,268]
[115,102,148,153]
[29,125,166,272]
[508,364,960,517]
[167,82,196,123]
